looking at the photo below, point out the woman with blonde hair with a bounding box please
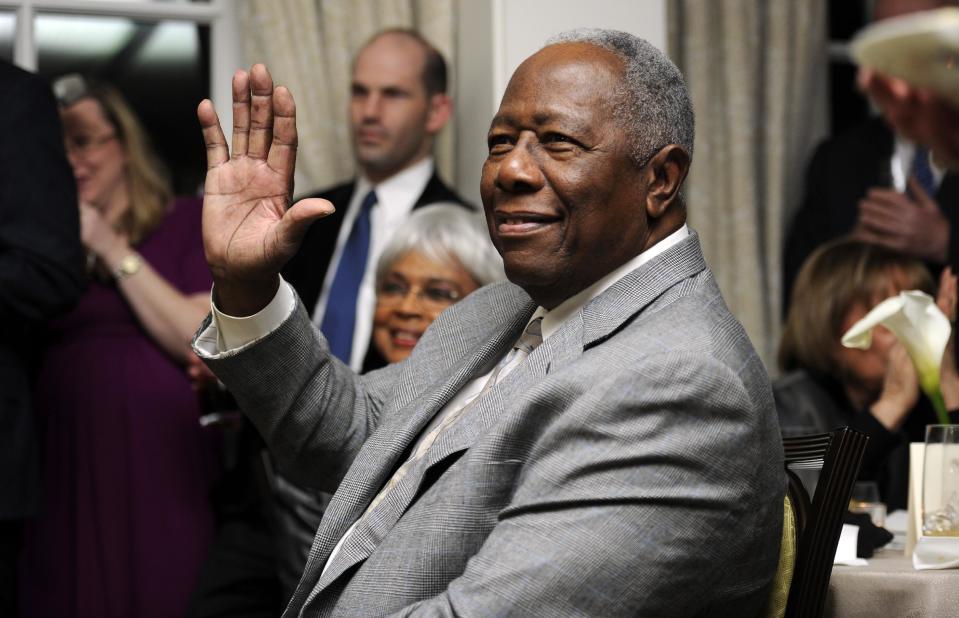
[776,238,959,509]
[19,77,217,617]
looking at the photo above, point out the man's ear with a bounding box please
[425,93,453,134]
[644,144,691,219]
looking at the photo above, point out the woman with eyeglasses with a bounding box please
[365,203,505,368]
[19,79,217,618]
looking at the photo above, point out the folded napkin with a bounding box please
[835,524,869,566]
[844,512,894,558]
[913,535,959,570]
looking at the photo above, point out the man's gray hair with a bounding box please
[546,28,694,166]
[375,204,505,288]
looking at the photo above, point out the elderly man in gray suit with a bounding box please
[193,28,784,617]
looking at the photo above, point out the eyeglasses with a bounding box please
[377,278,463,312]
[64,132,117,157]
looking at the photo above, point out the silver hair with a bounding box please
[375,204,505,289]
[545,28,695,166]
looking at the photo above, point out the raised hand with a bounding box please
[870,342,919,431]
[197,64,333,316]
[79,201,128,261]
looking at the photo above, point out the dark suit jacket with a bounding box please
[283,171,470,316]
[783,117,959,307]
[0,61,85,519]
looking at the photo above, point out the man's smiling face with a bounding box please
[481,43,650,309]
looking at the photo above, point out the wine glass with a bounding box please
[849,481,886,528]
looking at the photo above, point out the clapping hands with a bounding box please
[853,178,950,264]
[872,267,959,429]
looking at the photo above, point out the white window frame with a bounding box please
[0,0,240,131]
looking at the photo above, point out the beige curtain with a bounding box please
[237,0,456,196]
[668,0,828,370]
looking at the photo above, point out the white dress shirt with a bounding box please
[313,157,435,371]
[891,136,945,193]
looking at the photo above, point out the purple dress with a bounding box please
[20,197,218,618]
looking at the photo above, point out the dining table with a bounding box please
[826,549,959,617]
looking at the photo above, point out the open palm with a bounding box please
[197,64,332,314]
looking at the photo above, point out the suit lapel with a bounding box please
[413,171,473,210]
[283,181,355,311]
[582,231,707,347]
[300,283,536,598]
[421,314,581,466]
[294,233,708,609]
[421,234,708,469]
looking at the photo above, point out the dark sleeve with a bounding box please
[0,69,85,332]
[849,410,903,481]
[173,197,213,295]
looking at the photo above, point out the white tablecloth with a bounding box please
[826,549,959,617]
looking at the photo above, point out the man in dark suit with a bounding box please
[0,60,85,614]
[783,0,959,307]
[283,29,470,374]
[193,28,783,616]
[783,116,959,304]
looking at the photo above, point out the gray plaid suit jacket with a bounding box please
[199,232,784,617]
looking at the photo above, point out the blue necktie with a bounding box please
[911,146,937,198]
[321,189,377,363]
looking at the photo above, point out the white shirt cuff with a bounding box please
[194,277,296,357]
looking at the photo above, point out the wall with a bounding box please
[455,0,667,204]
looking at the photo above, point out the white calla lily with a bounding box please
[841,290,952,424]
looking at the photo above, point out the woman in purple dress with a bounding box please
[19,79,217,617]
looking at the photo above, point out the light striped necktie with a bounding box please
[362,316,544,516]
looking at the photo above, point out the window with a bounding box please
[1,0,239,194]
[0,12,13,61]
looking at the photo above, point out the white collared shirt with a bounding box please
[891,136,945,194]
[313,156,435,370]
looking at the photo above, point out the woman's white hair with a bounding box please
[375,203,505,288]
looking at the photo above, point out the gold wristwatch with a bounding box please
[113,253,143,280]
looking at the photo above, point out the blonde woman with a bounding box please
[20,78,217,618]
